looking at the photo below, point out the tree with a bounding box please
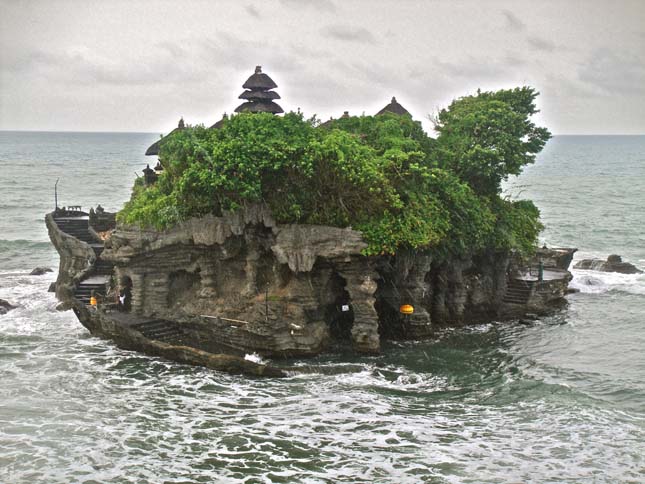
[432,87,551,196]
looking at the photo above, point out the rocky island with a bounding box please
[46,67,575,375]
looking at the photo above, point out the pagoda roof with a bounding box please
[376,97,411,117]
[145,118,185,156]
[242,66,278,90]
[239,90,281,100]
[234,101,284,114]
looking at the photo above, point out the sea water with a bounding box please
[0,132,643,483]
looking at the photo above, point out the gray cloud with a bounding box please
[504,53,528,67]
[3,45,206,87]
[245,5,260,18]
[2,0,644,134]
[320,25,376,44]
[502,10,526,32]
[578,49,645,94]
[280,0,335,12]
[432,56,515,80]
[527,35,556,52]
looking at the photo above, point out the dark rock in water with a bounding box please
[574,255,643,274]
[566,287,580,294]
[30,267,53,276]
[55,301,72,312]
[48,282,56,293]
[0,298,17,315]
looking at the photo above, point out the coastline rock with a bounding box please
[574,254,643,274]
[0,298,17,315]
[48,282,57,293]
[47,205,576,369]
[30,267,53,276]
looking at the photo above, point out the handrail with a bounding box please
[200,314,252,325]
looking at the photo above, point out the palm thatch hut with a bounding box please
[145,117,185,156]
[235,66,283,114]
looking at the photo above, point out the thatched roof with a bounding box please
[210,113,228,129]
[376,97,411,117]
[235,101,284,114]
[145,118,185,156]
[239,90,281,100]
[235,66,283,114]
[242,66,278,90]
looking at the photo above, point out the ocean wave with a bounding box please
[570,268,645,295]
[0,239,52,250]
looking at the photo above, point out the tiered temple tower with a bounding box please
[234,66,283,114]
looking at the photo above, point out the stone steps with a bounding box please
[74,282,107,304]
[54,218,97,244]
[503,280,533,305]
[130,319,187,345]
[55,214,114,305]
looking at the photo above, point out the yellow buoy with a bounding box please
[399,304,414,315]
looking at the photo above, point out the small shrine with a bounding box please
[142,164,157,185]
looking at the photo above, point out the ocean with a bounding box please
[0,132,644,483]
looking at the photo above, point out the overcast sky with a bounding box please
[1,0,644,135]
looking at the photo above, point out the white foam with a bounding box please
[570,268,645,295]
[244,352,265,364]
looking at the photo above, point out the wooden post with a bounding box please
[54,178,59,211]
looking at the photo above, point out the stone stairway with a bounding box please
[53,214,114,307]
[53,216,96,244]
[130,319,187,345]
[93,253,114,277]
[74,278,108,305]
[503,279,533,305]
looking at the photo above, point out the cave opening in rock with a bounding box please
[119,275,133,312]
[375,296,405,340]
[373,267,407,341]
[323,272,354,343]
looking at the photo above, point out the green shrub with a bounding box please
[119,88,548,257]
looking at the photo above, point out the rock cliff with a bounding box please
[96,204,574,358]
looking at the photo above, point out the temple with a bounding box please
[45,66,577,376]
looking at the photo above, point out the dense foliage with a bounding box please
[119,87,550,257]
[433,87,551,195]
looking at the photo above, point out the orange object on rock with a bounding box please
[399,304,414,315]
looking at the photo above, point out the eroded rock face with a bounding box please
[45,213,96,303]
[574,254,643,274]
[96,204,570,357]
